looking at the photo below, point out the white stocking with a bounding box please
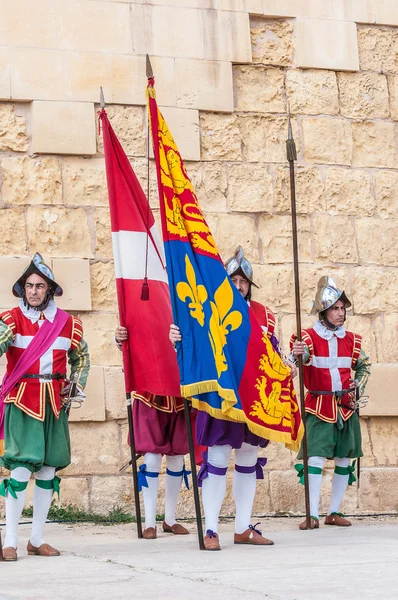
[142,453,161,529]
[31,466,56,547]
[328,457,350,515]
[4,467,31,549]
[201,445,231,534]
[233,443,259,534]
[165,455,184,527]
[308,456,326,519]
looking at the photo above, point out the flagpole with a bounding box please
[146,55,205,550]
[286,105,311,529]
[100,86,143,538]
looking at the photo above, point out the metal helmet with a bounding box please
[310,276,351,315]
[224,246,259,288]
[12,252,63,298]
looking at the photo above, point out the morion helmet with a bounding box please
[12,253,63,298]
[224,246,259,288]
[311,276,351,315]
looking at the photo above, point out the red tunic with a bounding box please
[249,301,276,338]
[1,307,83,421]
[290,327,362,423]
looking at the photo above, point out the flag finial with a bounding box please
[100,86,105,109]
[146,54,154,79]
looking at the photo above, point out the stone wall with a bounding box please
[1,1,398,518]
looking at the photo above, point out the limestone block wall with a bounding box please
[1,0,398,517]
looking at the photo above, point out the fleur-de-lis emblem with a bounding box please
[208,277,242,377]
[176,254,208,326]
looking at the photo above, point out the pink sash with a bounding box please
[0,308,69,438]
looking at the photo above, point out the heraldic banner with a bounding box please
[100,108,180,397]
[147,77,303,450]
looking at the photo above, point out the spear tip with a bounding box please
[100,86,105,109]
[287,100,293,140]
[146,54,154,79]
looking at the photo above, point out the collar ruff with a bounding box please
[314,320,346,340]
[19,299,57,324]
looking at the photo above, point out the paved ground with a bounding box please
[0,517,397,600]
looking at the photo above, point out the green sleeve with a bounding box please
[290,345,311,366]
[353,348,371,396]
[67,338,90,390]
[0,320,14,358]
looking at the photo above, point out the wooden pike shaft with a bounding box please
[126,393,143,538]
[286,108,312,529]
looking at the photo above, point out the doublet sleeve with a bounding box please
[0,312,16,358]
[67,316,90,390]
[353,348,371,397]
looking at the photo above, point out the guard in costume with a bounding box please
[115,327,191,539]
[0,253,90,560]
[291,276,370,530]
[170,247,295,550]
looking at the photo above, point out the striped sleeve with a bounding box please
[353,348,371,396]
[70,316,84,350]
[0,312,16,357]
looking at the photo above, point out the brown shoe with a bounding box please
[27,541,60,556]
[234,524,274,546]
[162,521,189,535]
[324,512,352,527]
[299,517,320,530]
[2,546,17,561]
[142,527,157,539]
[204,530,221,551]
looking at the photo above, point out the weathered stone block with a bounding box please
[252,265,294,313]
[358,27,398,75]
[26,207,92,258]
[187,162,228,213]
[325,167,375,216]
[157,106,200,162]
[176,59,233,112]
[269,470,304,514]
[0,256,30,310]
[1,156,62,206]
[344,315,376,362]
[353,121,398,168]
[95,207,113,259]
[250,18,293,66]
[388,75,398,121]
[31,101,96,155]
[373,315,398,364]
[3,0,57,49]
[375,1,398,27]
[200,113,242,161]
[286,69,338,116]
[359,468,398,512]
[205,213,258,263]
[0,103,28,152]
[55,477,90,512]
[313,215,358,263]
[90,261,117,312]
[68,366,105,423]
[374,170,398,218]
[0,209,27,255]
[259,215,312,263]
[362,366,398,417]
[62,421,121,477]
[227,163,273,212]
[104,367,126,421]
[202,10,252,63]
[234,66,285,113]
[0,47,10,99]
[62,158,108,207]
[240,115,299,163]
[96,105,146,157]
[273,166,325,214]
[265,441,294,472]
[356,217,398,266]
[296,18,359,71]
[352,267,398,314]
[10,47,66,101]
[58,1,131,54]
[338,72,389,119]
[79,313,121,367]
[302,118,352,166]
[89,475,133,515]
[52,258,91,312]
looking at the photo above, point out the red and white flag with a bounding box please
[99,109,180,396]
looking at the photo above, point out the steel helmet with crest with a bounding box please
[311,276,351,323]
[224,246,258,300]
[12,252,63,311]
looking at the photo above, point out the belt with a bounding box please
[308,389,355,411]
[22,373,66,381]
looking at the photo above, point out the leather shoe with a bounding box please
[27,541,60,556]
[162,521,189,535]
[2,547,17,561]
[299,517,320,530]
[325,513,351,527]
[142,527,157,539]
[234,524,274,546]
[204,530,220,551]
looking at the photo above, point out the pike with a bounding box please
[286,105,311,529]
